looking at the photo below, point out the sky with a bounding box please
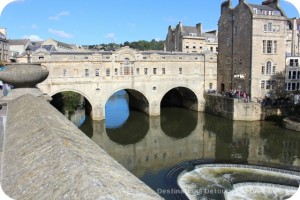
[0,0,299,45]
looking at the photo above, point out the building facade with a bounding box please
[165,22,218,54]
[9,39,32,62]
[218,0,287,99]
[0,28,9,63]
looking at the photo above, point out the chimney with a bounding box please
[196,23,202,34]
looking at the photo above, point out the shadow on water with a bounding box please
[106,111,149,145]
[79,116,93,138]
[161,107,197,139]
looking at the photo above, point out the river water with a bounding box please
[63,91,300,199]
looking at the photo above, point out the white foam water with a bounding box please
[224,183,297,200]
[178,164,300,200]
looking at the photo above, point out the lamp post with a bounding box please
[25,46,31,63]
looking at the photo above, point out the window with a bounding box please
[95,69,99,77]
[298,71,300,79]
[261,81,265,89]
[289,71,292,79]
[179,68,182,74]
[290,59,299,67]
[264,24,267,32]
[266,61,272,75]
[272,66,276,75]
[162,68,165,75]
[216,47,218,52]
[124,66,130,75]
[263,40,266,53]
[209,83,213,89]
[153,68,157,75]
[261,66,265,74]
[268,22,272,32]
[292,83,296,90]
[210,47,213,51]
[136,68,140,75]
[267,40,272,53]
[266,81,271,89]
[292,71,297,79]
[144,68,148,75]
[193,46,196,49]
[186,46,189,49]
[85,69,89,77]
[287,83,291,91]
[273,41,277,54]
[115,68,118,75]
[106,68,110,76]
[63,69,68,77]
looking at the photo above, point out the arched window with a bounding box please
[123,58,133,76]
[266,61,272,75]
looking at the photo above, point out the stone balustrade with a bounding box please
[1,94,162,199]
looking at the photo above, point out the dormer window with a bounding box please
[189,33,196,37]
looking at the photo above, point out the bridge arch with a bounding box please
[50,88,95,118]
[104,88,150,116]
[160,86,199,111]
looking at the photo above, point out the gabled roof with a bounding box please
[181,26,201,37]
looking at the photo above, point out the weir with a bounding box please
[178,164,300,200]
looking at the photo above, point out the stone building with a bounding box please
[8,39,32,62]
[218,0,287,99]
[0,28,9,63]
[285,18,300,94]
[165,22,218,53]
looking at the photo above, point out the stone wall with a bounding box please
[204,94,262,121]
[1,94,162,200]
[283,117,300,132]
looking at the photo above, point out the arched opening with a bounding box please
[160,87,198,138]
[105,89,149,144]
[161,87,198,110]
[50,91,92,129]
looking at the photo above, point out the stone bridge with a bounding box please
[35,47,217,120]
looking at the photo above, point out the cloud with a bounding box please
[22,35,43,41]
[48,28,73,39]
[105,33,116,42]
[49,11,70,20]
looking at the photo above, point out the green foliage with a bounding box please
[84,39,165,51]
[62,92,81,112]
[51,92,81,113]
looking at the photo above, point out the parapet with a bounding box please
[1,94,162,199]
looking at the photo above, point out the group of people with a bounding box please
[226,89,250,103]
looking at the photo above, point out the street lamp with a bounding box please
[25,46,31,63]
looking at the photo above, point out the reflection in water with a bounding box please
[105,90,129,128]
[65,90,300,200]
[161,108,197,139]
[106,111,149,145]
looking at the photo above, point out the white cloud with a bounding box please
[105,33,116,42]
[22,35,43,41]
[48,28,73,39]
[49,11,70,20]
